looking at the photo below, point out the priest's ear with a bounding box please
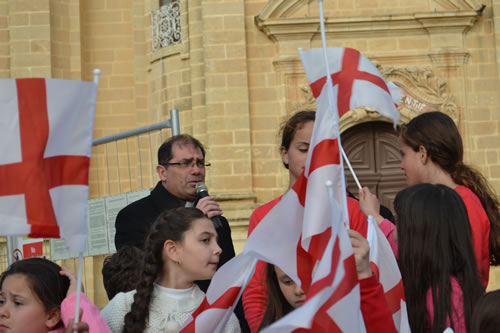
[157,165,168,182]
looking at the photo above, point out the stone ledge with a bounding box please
[256,10,481,42]
[213,191,257,201]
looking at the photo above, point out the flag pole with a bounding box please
[316,0,363,192]
[72,252,84,331]
[317,0,351,228]
[72,68,101,332]
[340,146,362,190]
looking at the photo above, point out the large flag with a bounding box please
[181,51,367,333]
[306,47,401,126]
[366,217,410,332]
[180,46,402,332]
[0,78,97,253]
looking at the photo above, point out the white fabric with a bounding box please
[0,79,21,164]
[44,78,97,157]
[366,217,411,332]
[101,284,240,333]
[0,194,29,233]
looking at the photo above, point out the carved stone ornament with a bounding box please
[152,1,182,52]
[291,66,458,133]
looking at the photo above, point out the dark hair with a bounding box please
[400,111,500,265]
[394,183,484,333]
[102,246,144,300]
[158,134,206,165]
[279,111,316,169]
[123,207,207,333]
[0,258,70,329]
[470,289,500,333]
[258,264,294,331]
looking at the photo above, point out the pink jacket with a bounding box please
[49,292,111,333]
[380,220,466,332]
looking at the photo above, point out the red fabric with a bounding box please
[243,196,368,333]
[454,186,490,287]
[359,274,398,333]
[379,185,490,287]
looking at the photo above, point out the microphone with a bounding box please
[195,182,223,229]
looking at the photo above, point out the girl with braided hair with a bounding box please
[101,207,240,333]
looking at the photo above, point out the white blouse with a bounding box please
[101,283,240,333]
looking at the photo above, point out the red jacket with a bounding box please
[243,196,396,332]
[454,185,490,287]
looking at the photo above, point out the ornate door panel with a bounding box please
[341,122,406,214]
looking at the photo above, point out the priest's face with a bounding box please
[158,143,206,201]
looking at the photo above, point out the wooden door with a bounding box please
[341,122,407,214]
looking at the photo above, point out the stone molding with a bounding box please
[255,1,483,42]
[257,0,484,21]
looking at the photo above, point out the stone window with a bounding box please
[152,0,182,52]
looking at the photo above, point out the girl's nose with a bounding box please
[294,284,305,296]
[214,243,222,256]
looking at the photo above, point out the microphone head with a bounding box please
[195,182,208,194]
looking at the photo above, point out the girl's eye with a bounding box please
[201,238,209,243]
[0,299,5,305]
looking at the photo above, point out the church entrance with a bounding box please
[341,121,407,214]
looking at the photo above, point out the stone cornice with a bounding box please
[255,11,481,42]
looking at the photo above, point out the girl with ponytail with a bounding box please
[361,111,499,287]
[101,207,240,333]
[399,111,500,286]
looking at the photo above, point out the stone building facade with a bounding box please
[1,0,500,306]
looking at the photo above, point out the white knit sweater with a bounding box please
[101,283,240,333]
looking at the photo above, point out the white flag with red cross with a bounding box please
[180,46,402,332]
[180,50,367,332]
[366,217,410,332]
[0,78,97,253]
[307,47,401,126]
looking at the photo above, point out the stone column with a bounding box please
[201,0,255,252]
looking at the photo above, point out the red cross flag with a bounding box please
[180,46,402,332]
[244,51,365,330]
[308,47,401,126]
[0,78,97,253]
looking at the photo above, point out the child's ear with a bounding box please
[45,307,61,330]
[280,146,289,167]
[163,239,181,263]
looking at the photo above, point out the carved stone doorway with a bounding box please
[341,121,407,214]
